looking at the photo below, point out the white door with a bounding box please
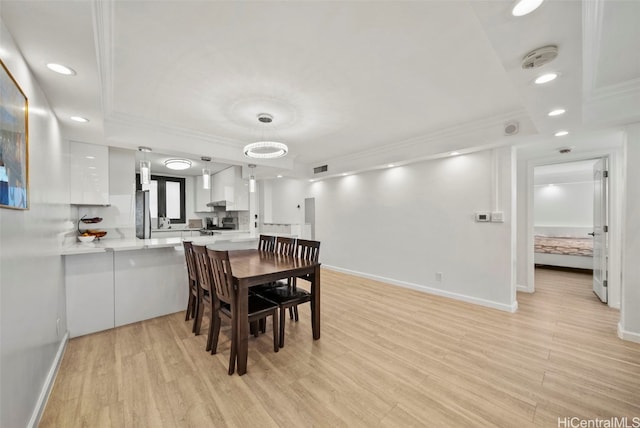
[592,158,608,303]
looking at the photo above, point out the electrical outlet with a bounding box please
[435,272,443,282]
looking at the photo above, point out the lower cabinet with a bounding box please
[64,246,188,338]
[65,252,115,338]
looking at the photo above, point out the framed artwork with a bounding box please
[0,59,29,210]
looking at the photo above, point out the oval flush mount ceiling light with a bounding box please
[164,159,192,170]
[548,108,566,117]
[512,0,544,17]
[46,63,76,75]
[244,113,289,159]
[535,72,558,84]
[554,130,569,137]
[70,116,89,123]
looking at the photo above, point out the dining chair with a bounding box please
[206,248,280,375]
[191,244,221,351]
[255,239,320,348]
[258,234,276,252]
[182,241,199,333]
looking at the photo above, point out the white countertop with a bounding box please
[151,227,203,232]
[62,231,256,255]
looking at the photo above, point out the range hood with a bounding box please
[206,201,228,207]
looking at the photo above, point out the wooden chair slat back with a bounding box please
[183,241,198,282]
[275,236,296,256]
[192,245,213,294]
[258,235,276,252]
[295,239,320,262]
[207,249,235,305]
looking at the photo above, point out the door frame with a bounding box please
[523,147,623,309]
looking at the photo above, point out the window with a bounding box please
[136,174,186,223]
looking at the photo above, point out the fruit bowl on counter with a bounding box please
[78,234,96,243]
[77,215,107,240]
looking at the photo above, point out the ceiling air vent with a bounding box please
[521,45,558,69]
[313,165,328,174]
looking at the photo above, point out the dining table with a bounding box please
[228,249,321,375]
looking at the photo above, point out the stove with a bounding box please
[199,226,235,236]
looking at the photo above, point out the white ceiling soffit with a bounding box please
[583,0,640,126]
[96,1,531,168]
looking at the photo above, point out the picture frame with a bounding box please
[0,59,29,210]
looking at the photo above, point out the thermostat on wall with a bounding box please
[475,212,490,222]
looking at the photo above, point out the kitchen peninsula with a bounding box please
[62,232,258,338]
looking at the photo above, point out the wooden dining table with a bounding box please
[228,249,321,375]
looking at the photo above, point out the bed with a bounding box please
[534,235,593,270]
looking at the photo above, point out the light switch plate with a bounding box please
[491,211,504,222]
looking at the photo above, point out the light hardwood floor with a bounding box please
[40,268,640,427]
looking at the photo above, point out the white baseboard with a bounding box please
[517,284,533,293]
[324,265,518,313]
[28,331,69,428]
[618,322,640,344]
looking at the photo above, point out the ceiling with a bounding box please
[1,0,639,179]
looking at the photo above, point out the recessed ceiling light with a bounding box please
[387,164,395,168]
[46,63,76,75]
[70,116,89,123]
[277,174,283,178]
[512,0,544,17]
[342,173,348,176]
[535,72,558,84]
[554,130,569,137]
[450,151,460,156]
[164,159,192,170]
[548,109,566,117]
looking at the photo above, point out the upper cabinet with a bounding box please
[69,142,109,205]
[194,166,248,212]
[194,175,212,212]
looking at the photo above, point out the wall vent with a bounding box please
[313,165,328,174]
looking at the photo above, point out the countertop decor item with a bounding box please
[78,235,95,243]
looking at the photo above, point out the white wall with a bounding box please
[0,20,72,427]
[534,181,594,227]
[307,148,515,310]
[621,123,640,342]
[260,178,307,225]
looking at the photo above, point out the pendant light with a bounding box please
[244,113,288,159]
[201,156,211,190]
[248,164,256,193]
[138,146,152,185]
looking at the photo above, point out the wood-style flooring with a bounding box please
[40,268,640,427]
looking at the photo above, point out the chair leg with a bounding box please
[228,314,237,375]
[194,302,204,335]
[210,314,221,355]
[185,293,194,321]
[293,306,299,322]
[191,300,199,334]
[259,318,266,333]
[288,307,294,320]
[279,307,286,348]
[250,321,259,337]
[272,313,279,353]
[206,316,213,352]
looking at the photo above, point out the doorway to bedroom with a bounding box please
[532,158,608,303]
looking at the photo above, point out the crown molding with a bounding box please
[582,0,604,103]
[92,0,114,117]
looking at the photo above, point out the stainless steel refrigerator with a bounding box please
[136,190,151,238]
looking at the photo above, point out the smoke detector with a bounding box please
[522,45,558,69]
[504,121,519,136]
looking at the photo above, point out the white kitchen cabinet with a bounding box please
[194,174,212,212]
[211,166,248,211]
[64,252,115,338]
[69,141,109,205]
[231,167,249,211]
